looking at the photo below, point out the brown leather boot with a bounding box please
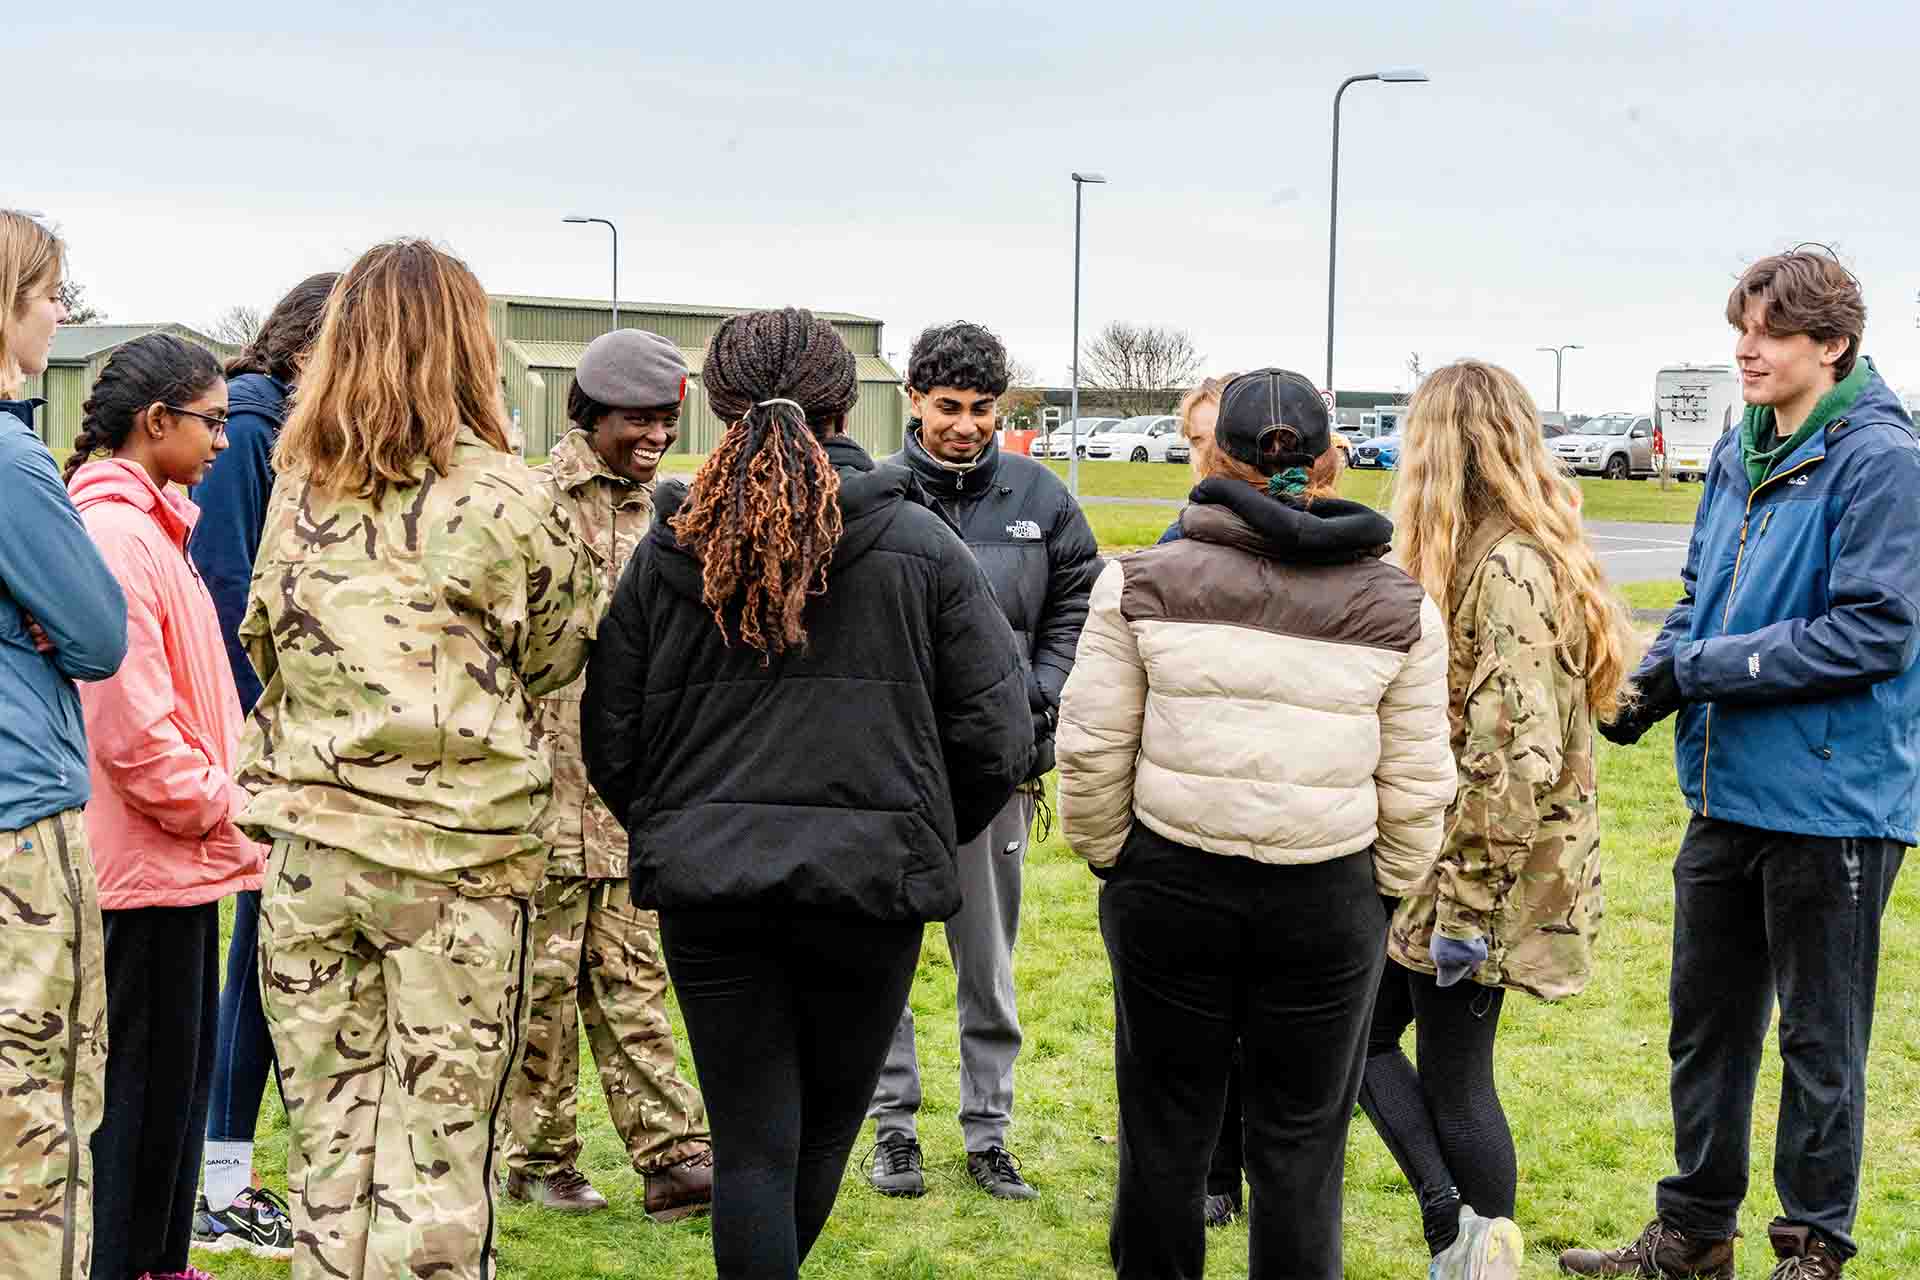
[502,1166,609,1214]
[1767,1221,1844,1279]
[1558,1218,1735,1278]
[644,1147,714,1224]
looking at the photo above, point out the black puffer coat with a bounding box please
[582,437,1032,922]
[888,429,1101,778]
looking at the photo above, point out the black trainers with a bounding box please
[191,1187,295,1259]
[966,1146,1037,1201]
[867,1137,927,1198]
[1203,1191,1241,1228]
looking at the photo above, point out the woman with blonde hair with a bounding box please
[0,210,127,1280]
[237,240,600,1280]
[1365,359,1633,1278]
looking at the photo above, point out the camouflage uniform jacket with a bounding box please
[1388,522,1602,1000]
[533,431,655,880]
[236,427,600,896]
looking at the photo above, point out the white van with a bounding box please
[1655,365,1742,481]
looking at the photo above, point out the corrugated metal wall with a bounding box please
[23,326,235,453]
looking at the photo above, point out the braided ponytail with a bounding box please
[63,332,222,484]
[670,308,858,659]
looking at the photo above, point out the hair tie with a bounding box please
[757,398,805,412]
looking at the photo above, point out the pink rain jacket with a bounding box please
[70,459,263,910]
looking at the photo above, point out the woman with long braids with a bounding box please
[1370,360,1634,1279]
[64,332,262,1280]
[582,307,1030,1279]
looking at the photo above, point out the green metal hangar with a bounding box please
[492,295,908,458]
[23,323,232,451]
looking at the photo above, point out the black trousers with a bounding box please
[91,902,220,1280]
[1100,829,1385,1280]
[660,908,922,1280]
[1360,939,1512,1255]
[1655,815,1903,1260]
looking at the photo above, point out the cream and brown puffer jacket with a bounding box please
[1058,480,1455,888]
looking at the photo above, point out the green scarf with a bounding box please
[1267,467,1310,498]
[1739,360,1869,488]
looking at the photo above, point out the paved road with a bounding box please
[1082,497,1690,585]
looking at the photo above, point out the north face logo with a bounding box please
[1748,653,1761,679]
[1007,520,1043,540]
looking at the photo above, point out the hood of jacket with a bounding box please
[69,458,200,551]
[897,422,1004,499]
[1180,476,1393,564]
[227,373,290,428]
[649,435,921,606]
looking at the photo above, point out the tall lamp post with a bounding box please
[1326,68,1428,398]
[1069,172,1107,498]
[1536,343,1583,412]
[563,215,620,330]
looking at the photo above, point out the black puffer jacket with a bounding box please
[582,437,1032,922]
[888,428,1101,778]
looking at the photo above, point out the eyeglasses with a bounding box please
[164,405,230,440]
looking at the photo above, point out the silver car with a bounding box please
[1551,412,1656,479]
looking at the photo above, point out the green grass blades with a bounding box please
[196,736,1920,1278]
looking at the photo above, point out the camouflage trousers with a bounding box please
[0,809,107,1280]
[503,875,707,1175]
[258,839,530,1280]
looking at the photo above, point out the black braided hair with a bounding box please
[64,333,222,483]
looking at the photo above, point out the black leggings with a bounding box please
[661,909,921,1280]
[1359,926,1513,1256]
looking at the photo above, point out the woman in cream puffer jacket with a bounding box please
[1057,367,1454,1279]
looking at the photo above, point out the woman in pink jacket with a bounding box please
[65,332,262,1280]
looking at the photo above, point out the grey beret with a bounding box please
[575,329,689,410]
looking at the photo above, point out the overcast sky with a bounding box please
[10,0,1918,413]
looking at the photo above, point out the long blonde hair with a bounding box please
[1,211,65,397]
[276,240,511,504]
[1394,360,1632,719]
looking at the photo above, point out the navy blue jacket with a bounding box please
[188,373,285,711]
[1643,362,1920,842]
[0,400,128,830]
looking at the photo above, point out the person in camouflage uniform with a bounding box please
[1369,360,1636,1280]
[235,241,599,1280]
[1,212,128,1280]
[502,329,711,1221]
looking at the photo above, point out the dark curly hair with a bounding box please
[65,333,223,482]
[906,321,1010,396]
[670,308,859,659]
[226,272,340,384]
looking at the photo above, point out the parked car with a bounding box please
[1655,365,1740,481]
[1037,417,1119,459]
[1550,411,1657,479]
[1167,437,1191,465]
[1092,414,1183,462]
[1351,433,1400,470]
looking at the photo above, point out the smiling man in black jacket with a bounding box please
[866,321,1102,1202]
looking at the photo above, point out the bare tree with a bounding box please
[1078,322,1203,416]
[997,357,1047,430]
[210,305,265,347]
[57,281,105,325]
[1405,351,1425,392]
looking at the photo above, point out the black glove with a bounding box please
[1600,654,1682,746]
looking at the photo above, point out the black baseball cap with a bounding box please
[1215,368,1330,472]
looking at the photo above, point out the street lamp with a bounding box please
[1536,343,1583,412]
[1326,67,1428,397]
[563,215,620,330]
[1069,172,1107,499]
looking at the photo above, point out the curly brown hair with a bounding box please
[670,308,859,659]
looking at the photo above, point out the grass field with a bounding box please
[197,723,1919,1280]
[646,452,1705,528]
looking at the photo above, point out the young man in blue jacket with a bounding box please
[0,384,128,1280]
[1562,252,1917,1280]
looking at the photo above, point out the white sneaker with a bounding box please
[1428,1206,1523,1280]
